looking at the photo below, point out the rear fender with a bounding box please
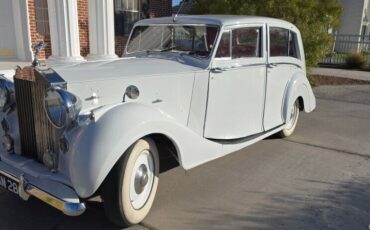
[282,72,316,123]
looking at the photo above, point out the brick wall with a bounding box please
[115,36,128,57]
[28,0,51,60]
[149,0,173,17]
[77,0,89,56]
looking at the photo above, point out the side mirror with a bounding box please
[123,85,140,102]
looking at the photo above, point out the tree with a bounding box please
[191,0,344,68]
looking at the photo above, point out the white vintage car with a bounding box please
[0,15,315,226]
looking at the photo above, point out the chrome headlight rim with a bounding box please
[0,75,15,112]
[44,87,82,129]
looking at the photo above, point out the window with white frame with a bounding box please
[34,0,50,35]
[114,0,149,36]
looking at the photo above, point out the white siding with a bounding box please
[338,0,364,35]
[335,0,369,52]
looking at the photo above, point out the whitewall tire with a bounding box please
[278,100,300,138]
[102,138,159,227]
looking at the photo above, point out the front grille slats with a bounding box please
[14,67,59,162]
[14,79,37,158]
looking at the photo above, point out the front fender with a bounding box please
[282,72,316,122]
[66,103,182,198]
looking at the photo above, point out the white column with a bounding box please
[12,0,33,61]
[46,0,85,64]
[87,0,118,60]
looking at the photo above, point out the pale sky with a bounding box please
[172,0,182,6]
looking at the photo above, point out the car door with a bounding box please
[264,25,303,130]
[204,24,267,140]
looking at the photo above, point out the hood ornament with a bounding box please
[32,41,47,67]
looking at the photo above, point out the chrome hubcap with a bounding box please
[286,102,298,130]
[130,150,154,210]
[134,164,149,194]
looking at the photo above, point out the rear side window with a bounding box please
[270,27,289,57]
[270,27,300,59]
[289,31,300,59]
[232,27,262,59]
[216,32,231,58]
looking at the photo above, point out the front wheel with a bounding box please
[102,138,159,227]
[277,100,300,138]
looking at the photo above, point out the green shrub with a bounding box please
[345,53,365,69]
[191,0,344,68]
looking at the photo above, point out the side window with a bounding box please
[216,32,231,58]
[270,27,301,59]
[289,31,300,59]
[270,27,289,57]
[232,27,262,59]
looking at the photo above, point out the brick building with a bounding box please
[0,0,172,64]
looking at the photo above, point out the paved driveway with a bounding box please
[1,85,370,230]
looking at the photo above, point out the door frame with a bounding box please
[205,23,268,139]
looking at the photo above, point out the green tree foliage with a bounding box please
[191,0,344,68]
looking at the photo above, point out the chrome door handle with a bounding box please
[211,67,225,73]
[267,63,277,68]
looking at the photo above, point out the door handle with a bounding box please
[210,67,225,73]
[267,63,277,69]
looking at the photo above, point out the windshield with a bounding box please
[126,25,219,58]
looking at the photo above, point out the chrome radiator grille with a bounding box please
[14,67,59,161]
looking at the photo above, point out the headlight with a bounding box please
[44,87,82,129]
[0,75,15,111]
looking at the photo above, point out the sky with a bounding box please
[172,0,182,6]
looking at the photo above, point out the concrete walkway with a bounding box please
[310,67,370,82]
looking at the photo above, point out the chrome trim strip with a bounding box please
[0,170,18,182]
[0,170,86,216]
[211,63,267,72]
[268,62,303,69]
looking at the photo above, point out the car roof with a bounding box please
[136,15,296,28]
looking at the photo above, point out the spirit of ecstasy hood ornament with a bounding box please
[32,41,47,67]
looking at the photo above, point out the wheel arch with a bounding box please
[282,71,316,123]
[148,134,180,173]
[67,103,187,198]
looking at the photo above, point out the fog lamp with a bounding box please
[2,134,14,152]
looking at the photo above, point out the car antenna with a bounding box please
[173,0,189,22]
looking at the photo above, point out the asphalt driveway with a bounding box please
[1,85,370,230]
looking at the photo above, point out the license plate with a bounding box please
[0,173,19,195]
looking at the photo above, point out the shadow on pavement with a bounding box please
[0,190,133,230]
[185,177,370,230]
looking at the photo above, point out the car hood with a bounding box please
[51,57,202,84]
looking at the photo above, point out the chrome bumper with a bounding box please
[0,160,86,216]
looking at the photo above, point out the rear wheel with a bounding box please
[102,138,159,227]
[277,100,300,138]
